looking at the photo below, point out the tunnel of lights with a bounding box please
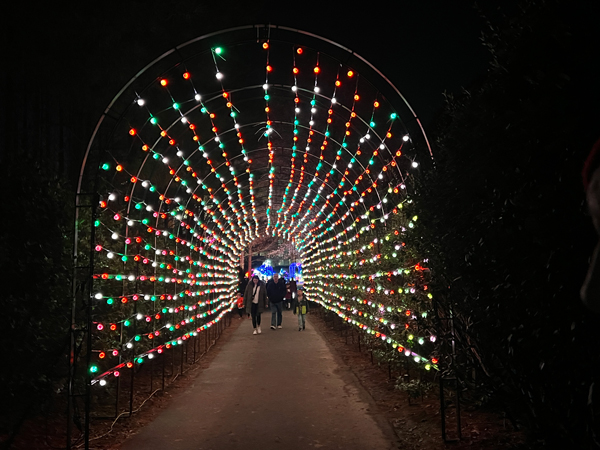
[73,25,439,413]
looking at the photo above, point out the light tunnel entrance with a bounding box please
[72,24,438,443]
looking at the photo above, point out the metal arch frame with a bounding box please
[72,23,433,450]
[78,23,432,196]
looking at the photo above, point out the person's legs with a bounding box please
[256,312,261,326]
[276,302,283,327]
[301,313,305,329]
[270,303,277,328]
[297,311,303,330]
[251,304,258,329]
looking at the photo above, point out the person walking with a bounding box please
[287,278,297,310]
[235,290,245,319]
[292,289,308,331]
[266,273,286,329]
[244,275,268,335]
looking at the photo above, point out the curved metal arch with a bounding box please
[79,23,432,196]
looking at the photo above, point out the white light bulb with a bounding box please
[108,193,116,201]
[137,313,143,320]
[263,84,269,90]
[314,86,320,93]
[128,275,135,281]
[95,293,103,299]
[107,252,114,259]
[99,379,107,386]
[128,220,134,226]
[311,108,316,113]
[142,181,149,188]
[162,157,168,164]
[111,233,118,240]
[146,205,152,212]
[295,108,300,113]
[331,98,337,104]
[137,99,145,106]
[403,135,410,142]
[181,117,187,123]
[412,161,419,168]
[127,343,133,349]
[216,72,224,80]
[291,86,297,92]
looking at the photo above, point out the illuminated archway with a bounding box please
[72,24,437,442]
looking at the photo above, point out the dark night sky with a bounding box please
[3,0,491,130]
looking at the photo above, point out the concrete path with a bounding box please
[120,309,399,450]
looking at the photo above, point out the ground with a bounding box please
[5,307,527,449]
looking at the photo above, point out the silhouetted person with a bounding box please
[266,273,286,329]
[292,289,309,331]
[244,275,268,334]
[581,137,600,313]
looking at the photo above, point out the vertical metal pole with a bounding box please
[440,376,446,440]
[180,339,184,375]
[247,244,252,278]
[84,193,98,450]
[67,193,81,450]
[115,323,124,418]
[161,345,166,391]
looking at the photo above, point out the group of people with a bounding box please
[236,273,308,334]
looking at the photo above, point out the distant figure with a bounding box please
[285,278,298,309]
[244,275,268,334]
[266,273,286,329]
[293,289,309,331]
[582,138,600,313]
[235,291,245,319]
[240,276,249,296]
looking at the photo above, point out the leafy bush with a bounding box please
[413,1,600,447]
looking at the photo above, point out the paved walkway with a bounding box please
[120,309,399,450]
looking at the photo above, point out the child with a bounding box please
[293,289,308,331]
[236,291,244,319]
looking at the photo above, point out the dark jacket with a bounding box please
[243,280,268,314]
[266,278,286,303]
[292,298,309,315]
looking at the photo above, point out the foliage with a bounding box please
[395,378,436,401]
[0,156,74,438]
[412,0,600,447]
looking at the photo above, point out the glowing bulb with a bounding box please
[95,293,103,299]
[403,135,410,142]
[136,99,145,106]
[216,72,224,80]
[195,94,201,101]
